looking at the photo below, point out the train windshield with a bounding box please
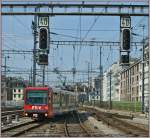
[26,90,48,105]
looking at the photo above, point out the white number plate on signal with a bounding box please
[38,16,49,27]
[120,17,131,28]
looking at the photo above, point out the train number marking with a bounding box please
[32,106,42,110]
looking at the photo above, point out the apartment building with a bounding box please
[120,60,140,101]
[13,87,24,101]
[120,44,149,105]
[102,62,121,101]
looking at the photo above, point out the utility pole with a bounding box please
[109,70,112,109]
[73,45,76,85]
[99,46,102,105]
[87,62,90,103]
[4,56,7,102]
[141,25,145,113]
[42,66,45,86]
[4,56,7,79]
[32,7,38,87]
[30,67,32,85]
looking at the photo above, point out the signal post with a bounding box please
[120,16,131,66]
[38,16,49,86]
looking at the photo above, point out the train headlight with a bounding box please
[25,113,28,116]
[45,113,48,117]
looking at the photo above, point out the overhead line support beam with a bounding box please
[1,3,148,16]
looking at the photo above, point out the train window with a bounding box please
[61,94,66,107]
[26,90,48,105]
[53,93,59,104]
[65,94,68,106]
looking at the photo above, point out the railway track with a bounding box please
[17,112,91,137]
[1,110,24,125]
[86,108,149,137]
[2,111,104,137]
[1,120,45,137]
[19,116,67,137]
[64,111,104,137]
[1,110,23,116]
[64,111,91,137]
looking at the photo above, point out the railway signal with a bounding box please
[38,54,48,65]
[120,54,129,64]
[120,16,131,65]
[37,16,49,65]
[39,28,48,50]
[122,29,130,50]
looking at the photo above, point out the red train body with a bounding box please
[24,86,77,119]
[24,87,53,118]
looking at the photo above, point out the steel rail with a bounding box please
[1,120,36,133]
[85,107,149,137]
[64,111,91,137]
[1,120,46,137]
[64,119,69,137]
[2,110,23,116]
[75,111,91,136]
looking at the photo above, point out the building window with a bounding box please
[14,89,16,92]
[18,95,21,98]
[18,89,21,92]
[14,94,16,98]
[137,76,139,81]
[132,87,134,92]
[132,78,134,84]
[137,65,139,72]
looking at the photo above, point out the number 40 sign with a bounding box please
[120,16,131,28]
[38,16,49,27]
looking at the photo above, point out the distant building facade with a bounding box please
[1,76,27,105]
[89,92,100,101]
[102,62,121,101]
[120,43,149,106]
[1,75,7,105]
[13,87,24,101]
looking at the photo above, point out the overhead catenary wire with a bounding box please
[76,1,110,66]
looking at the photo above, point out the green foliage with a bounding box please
[111,101,142,112]
[84,101,142,112]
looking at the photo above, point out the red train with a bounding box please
[24,87,77,119]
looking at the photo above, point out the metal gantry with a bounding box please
[2,41,143,55]
[1,70,100,75]
[1,2,148,16]
[50,41,143,47]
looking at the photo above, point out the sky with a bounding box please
[2,1,149,86]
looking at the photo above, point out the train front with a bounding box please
[24,87,53,119]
